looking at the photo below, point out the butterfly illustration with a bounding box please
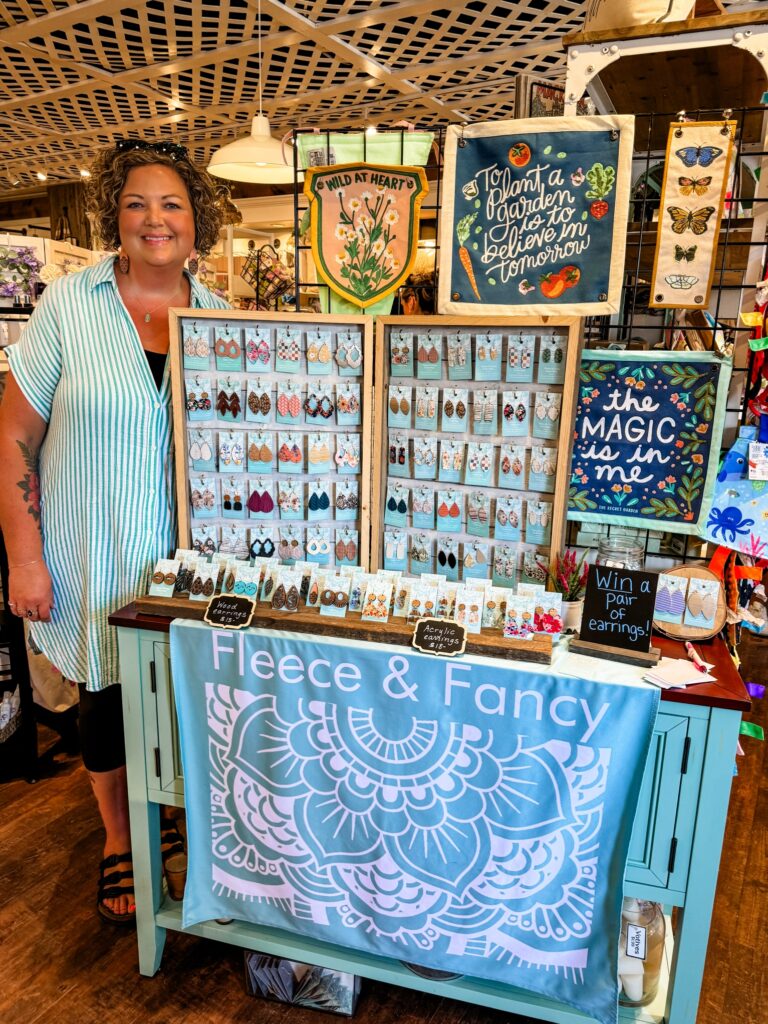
[675,145,723,168]
[674,244,698,262]
[678,175,712,196]
[667,206,716,235]
[665,274,699,290]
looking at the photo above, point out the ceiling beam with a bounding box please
[0,0,145,45]
[258,0,469,122]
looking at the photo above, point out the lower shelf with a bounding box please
[154,897,672,1024]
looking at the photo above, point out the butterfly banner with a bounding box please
[569,350,732,535]
[649,120,736,310]
[438,115,635,316]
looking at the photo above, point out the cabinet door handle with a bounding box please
[154,747,161,778]
[681,736,691,775]
[149,659,157,693]
[668,837,678,874]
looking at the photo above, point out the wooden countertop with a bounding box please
[109,602,750,713]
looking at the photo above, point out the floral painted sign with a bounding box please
[304,162,428,309]
[438,115,634,317]
[568,351,732,535]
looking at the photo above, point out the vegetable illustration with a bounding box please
[585,162,615,219]
[508,142,531,167]
[539,272,566,299]
[456,212,481,299]
[560,265,581,289]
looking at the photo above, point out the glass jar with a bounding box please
[618,898,666,1006]
[596,535,644,570]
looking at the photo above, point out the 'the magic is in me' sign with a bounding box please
[438,115,634,317]
[568,351,731,534]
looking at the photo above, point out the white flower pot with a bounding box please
[562,599,584,635]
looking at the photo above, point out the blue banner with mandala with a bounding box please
[568,350,731,534]
[170,622,659,1024]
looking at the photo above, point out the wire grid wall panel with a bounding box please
[290,125,446,309]
[568,105,766,569]
[290,107,765,570]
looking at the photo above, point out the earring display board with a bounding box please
[371,315,582,588]
[652,564,727,641]
[169,310,373,570]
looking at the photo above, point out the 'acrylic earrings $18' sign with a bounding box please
[438,115,634,316]
[568,351,731,535]
[304,163,429,309]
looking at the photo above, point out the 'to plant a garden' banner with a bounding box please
[568,351,732,535]
[438,115,634,317]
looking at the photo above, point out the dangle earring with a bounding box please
[188,248,199,277]
[118,247,130,274]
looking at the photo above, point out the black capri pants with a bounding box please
[77,683,126,773]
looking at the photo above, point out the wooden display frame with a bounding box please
[168,309,374,570]
[134,593,553,664]
[370,315,583,584]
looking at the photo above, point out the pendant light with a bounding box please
[207,0,296,184]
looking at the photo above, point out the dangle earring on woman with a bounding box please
[188,249,199,277]
[118,248,130,274]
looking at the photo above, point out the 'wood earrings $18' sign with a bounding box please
[568,350,731,535]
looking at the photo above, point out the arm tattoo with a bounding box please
[16,440,41,523]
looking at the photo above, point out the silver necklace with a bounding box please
[124,282,186,323]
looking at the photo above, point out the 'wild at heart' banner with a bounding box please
[649,119,736,310]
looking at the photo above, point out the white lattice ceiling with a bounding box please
[0,0,590,198]
[0,0,751,201]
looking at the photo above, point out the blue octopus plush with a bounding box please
[701,426,765,555]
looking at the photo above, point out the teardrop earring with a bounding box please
[118,248,130,274]
[188,249,199,277]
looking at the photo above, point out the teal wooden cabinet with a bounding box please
[114,610,748,1024]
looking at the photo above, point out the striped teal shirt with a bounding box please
[7,256,229,689]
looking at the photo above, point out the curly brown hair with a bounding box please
[86,145,228,257]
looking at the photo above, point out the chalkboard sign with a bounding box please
[438,115,634,317]
[569,351,731,535]
[204,595,255,630]
[577,565,658,656]
[412,618,467,657]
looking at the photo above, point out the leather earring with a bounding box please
[188,249,199,277]
[118,248,129,274]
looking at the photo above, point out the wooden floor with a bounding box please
[0,683,765,1024]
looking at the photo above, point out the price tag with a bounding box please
[412,617,467,657]
[749,442,768,481]
[204,595,255,630]
[626,923,647,961]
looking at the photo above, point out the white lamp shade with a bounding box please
[207,115,299,184]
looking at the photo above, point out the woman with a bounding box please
[399,273,435,316]
[0,140,229,923]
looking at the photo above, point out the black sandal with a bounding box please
[97,851,135,925]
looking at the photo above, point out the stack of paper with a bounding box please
[645,657,716,689]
